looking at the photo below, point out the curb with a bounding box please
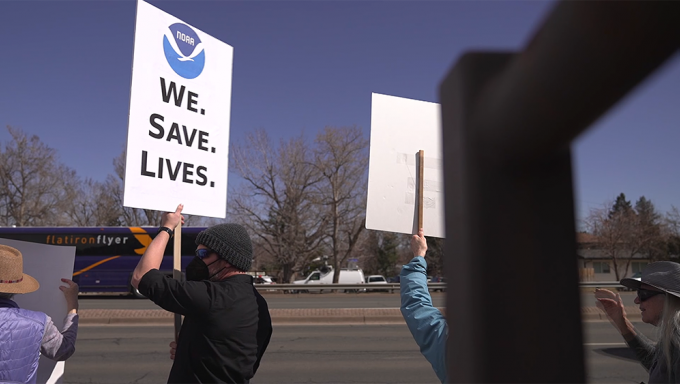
[77,308,413,325]
[78,307,640,325]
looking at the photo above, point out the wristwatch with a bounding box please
[157,226,174,237]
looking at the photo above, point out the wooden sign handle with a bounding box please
[173,221,182,341]
[418,150,424,232]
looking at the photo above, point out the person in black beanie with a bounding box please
[131,204,272,384]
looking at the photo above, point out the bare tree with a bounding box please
[586,204,635,280]
[586,196,665,280]
[106,150,163,226]
[313,126,368,283]
[230,129,326,281]
[0,126,79,226]
[664,206,680,257]
[66,178,121,226]
[99,150,204,227]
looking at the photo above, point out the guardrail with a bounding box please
[253,281,623,291]
[578,282,624,288]
[253,283,443,292]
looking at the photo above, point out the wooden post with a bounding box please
[173,222,182,341]
[417,150,424,232]
[438,2,679,382]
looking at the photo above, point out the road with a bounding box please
[584,321,654,383]
[79,290,636,310]
[63,324,439,384]
[62,321,654,383]
[78,292,446,310]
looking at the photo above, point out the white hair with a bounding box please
[656,294,680,380]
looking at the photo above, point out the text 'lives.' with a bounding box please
[140,77,217,188]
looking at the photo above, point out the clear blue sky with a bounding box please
[2,1,679,225]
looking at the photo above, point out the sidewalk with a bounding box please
[78,306,638,325]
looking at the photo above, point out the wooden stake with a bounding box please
[418,150,424,232]
[173,221,182,341]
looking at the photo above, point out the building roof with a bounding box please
[576,232,598,244]
[576,249,648,259]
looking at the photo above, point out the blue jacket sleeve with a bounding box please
[400,256,448,383]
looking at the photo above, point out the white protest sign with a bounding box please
[0,239,76,384]
[366,93,445,238]
[125,0,233,218]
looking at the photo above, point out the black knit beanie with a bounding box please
[195,224,253,271]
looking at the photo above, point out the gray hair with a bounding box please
[656,294,680,380]
[0,292,15,300]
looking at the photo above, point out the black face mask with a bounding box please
[186,256,224,281]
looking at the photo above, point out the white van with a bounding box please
[293,267,365,293]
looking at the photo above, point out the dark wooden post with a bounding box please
[439,2,680,382]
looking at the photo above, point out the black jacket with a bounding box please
[140,270,272,383]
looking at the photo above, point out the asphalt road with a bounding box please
[78,292,447,310]
[584,321,656,383]
[63,324,439,384]
[79,290,638,310]
[61,321,655,384]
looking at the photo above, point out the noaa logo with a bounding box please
[163,23,205,79]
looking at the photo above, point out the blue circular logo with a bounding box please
[163,23,205,79]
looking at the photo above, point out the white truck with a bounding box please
[365,275,390,292]
[293,267,365,293]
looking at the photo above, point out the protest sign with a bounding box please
[124,0,233,218]
[366,93,445,238]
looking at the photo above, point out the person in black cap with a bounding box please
[595,261,680,383]
[131,204,272,384]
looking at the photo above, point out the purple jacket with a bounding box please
[0,299,46,384]
[0,298,79,384]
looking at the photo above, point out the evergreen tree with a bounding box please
[362,230,401,277]
[635,196,660,225]
[609,193,632,218]
[425,236,445,277]
[375,232,399,278]
[635,196,664,260]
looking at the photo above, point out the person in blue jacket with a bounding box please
[400,228,447,383]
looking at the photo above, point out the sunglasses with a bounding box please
[637,288,665,302]
[195,248,214,259]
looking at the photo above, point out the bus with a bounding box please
[0,226,206,297]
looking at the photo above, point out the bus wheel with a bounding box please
[130,286,146,299]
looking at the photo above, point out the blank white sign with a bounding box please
[0,239,76,384]
[366,93,445,238]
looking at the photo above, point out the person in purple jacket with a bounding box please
[400,228,447,383]
[0,244,79,384]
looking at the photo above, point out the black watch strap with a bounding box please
[157,226,174,237]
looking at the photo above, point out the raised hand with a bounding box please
[595,288,628,332]
[161,204,185,230]
[59,278,79,314]
[411,228,428,257]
